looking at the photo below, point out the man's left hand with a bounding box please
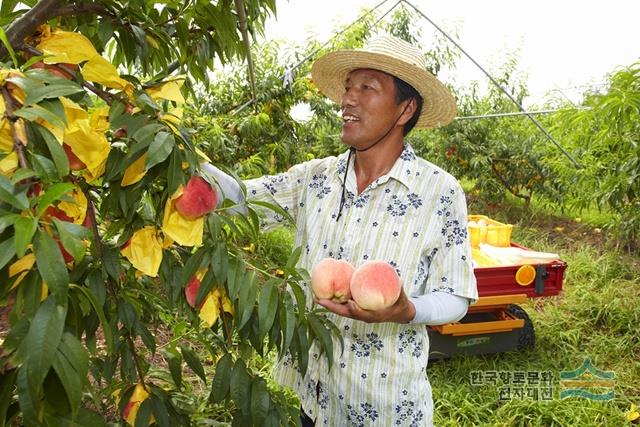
[316,288,416,323]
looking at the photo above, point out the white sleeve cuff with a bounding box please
[408,292,469,325]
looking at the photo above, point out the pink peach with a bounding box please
[185,276,201,308]
[175,176,218,219]
[350,261,401,310]
[311,258,355,303]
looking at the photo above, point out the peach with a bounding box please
[185,276,201,308]
[174,176,218,219]
[311,258,354,303]
[42,205,74,223]
[31,61,77,79]
[63,143,86,170]
[350,261,401,310]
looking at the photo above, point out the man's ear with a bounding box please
[397,98,417,127]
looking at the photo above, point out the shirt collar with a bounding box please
[334,143,418,191]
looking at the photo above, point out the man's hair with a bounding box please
[393,76,423,136]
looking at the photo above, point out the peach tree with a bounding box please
[0,0,338,425]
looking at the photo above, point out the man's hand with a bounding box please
[316,288,416,323]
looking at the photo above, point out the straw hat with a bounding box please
[311,34,457,129]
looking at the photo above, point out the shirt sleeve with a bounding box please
[244,160,320,230]
[408,291,469,325]
[428,181,479,303]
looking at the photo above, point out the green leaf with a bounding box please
[225,258,242,300]
[281,296,296,353]
[180,345,206,383]
[36,182,74,216]
[166,350,182,389]
[13,216,36,258]
[53,218,85,262]
[149,393,170,427]
[145,130,175,170]
[194,269,215,308]
[31,153,57,180]
[295,326,309,377]
[0,27,18,67]
[286,246,302,270]
[0,213,19,234]
[230,359,250,414]
[9,168,37,184]
[258,281,278,341]
[250,199,294,223]
[16,365,40,426]
[210,353,232,404]
[16,104,66,129]
[135,322,156,353]
[135,398,153,427]
[53,408,108,427]
[211,242,228,283]
[0,175,29,210]
[288,281,306,321]
[308,314,334,369]
[34,230,69,299]
[180,246,206,287]
[131,123,164,145]
[0,0,20,18]
[23,78,83,105]
[166,149,184,196]
[0,236,16,271]
[0,369,17,427]
[250,378,270,425]
[23,297,67,386]
[101,245,122,281]
[237,270,257,330]
[70,284,114,354]
[51,333,89,418]
[38,125,69,177]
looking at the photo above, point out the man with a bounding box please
[205,34,478,426]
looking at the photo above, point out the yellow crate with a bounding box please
[468,215,513,248]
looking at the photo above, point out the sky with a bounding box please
[263,0,639,108]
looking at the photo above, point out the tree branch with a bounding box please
[21,45,116,105]
[0,0,66,58]
[489,161,531,204]
[1,0,115,60]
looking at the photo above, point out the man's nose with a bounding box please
[341,87,357,109]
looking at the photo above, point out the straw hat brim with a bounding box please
[311,50,457,129]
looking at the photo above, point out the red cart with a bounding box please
[427,216,567,359]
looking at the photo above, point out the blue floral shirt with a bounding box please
[246,143,478,426]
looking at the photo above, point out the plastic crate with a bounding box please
[468,214,513,248]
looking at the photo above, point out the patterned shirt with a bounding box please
[245,143,478,426]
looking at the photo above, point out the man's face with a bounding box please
[340,68,405,149]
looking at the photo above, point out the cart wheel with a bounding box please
[506,304,535,351]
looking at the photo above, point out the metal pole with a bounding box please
[401,0,581,168]
[456,107,590,121]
